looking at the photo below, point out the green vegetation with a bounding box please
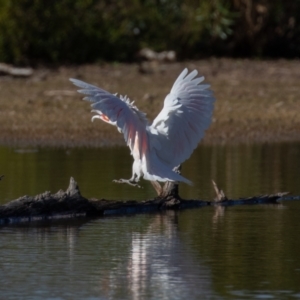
[0,0,299,64]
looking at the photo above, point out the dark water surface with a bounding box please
[1,143,300,299]
[2,143,300,203]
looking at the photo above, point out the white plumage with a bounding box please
[70,68,215,186]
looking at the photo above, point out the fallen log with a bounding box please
[0,177,292,225]
[0,63,33,77]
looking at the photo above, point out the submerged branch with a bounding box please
[0,177,291,225]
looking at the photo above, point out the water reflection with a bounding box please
[1,200,300,298]
[212,206,225,225]
[0,213,218,299]
[1,142,300,204]
[101,211,215,299]
[179,202,300,299]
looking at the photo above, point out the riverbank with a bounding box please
[1,59,299,148]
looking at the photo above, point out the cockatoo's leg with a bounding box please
[113,160,143,188]
[113,172,142,188]
[113,178,142,188]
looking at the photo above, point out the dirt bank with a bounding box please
[0,59,299,148]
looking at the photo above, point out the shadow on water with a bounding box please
[1,142,300,204]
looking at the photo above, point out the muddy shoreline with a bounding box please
[1,59,300,148]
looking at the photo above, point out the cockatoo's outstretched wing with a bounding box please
[70,79,148,157]
[70,70,215,186]
[150,68,215,168]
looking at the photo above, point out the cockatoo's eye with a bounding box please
[101,114,110,122]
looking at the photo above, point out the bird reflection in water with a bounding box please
[99,211,215,299]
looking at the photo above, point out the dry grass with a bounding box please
[0,59,300,147]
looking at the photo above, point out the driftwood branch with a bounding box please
[212,180,228,202]
[0,176,292,225]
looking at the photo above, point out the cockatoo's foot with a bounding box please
[113,179,142,188]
